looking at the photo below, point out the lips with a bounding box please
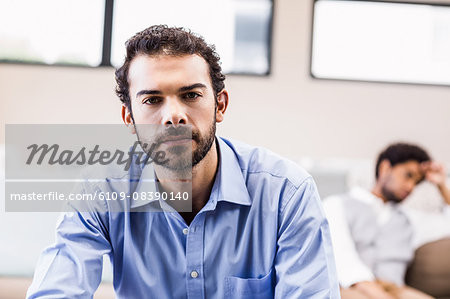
[160,136,192,146]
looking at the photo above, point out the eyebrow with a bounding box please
[178,83,207,92]
[136,83,207,98]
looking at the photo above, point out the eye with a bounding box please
[143,97,162,105]
[183,92,200,100]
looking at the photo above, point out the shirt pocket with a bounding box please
[224,269,274,299]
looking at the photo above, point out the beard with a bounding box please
[192,122,216,167]
[134,119,216,171]
[381,184,403,204]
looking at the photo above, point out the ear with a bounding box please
[378,159,392,178]
[121,105,136,134]
[215,89,229,123]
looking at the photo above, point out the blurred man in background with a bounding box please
[323,143,450,299]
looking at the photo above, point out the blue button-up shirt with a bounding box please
[27,137,340,298]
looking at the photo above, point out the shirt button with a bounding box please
[190,270,199,278]
[182,228,189,235]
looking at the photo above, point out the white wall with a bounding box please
[1,0,449,164]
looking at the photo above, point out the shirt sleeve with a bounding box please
[274,177,340,298]
[26,200,111,299]
[322,196,375,287]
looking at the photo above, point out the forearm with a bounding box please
[322,196,375,287]
[352,281,396,299]
[27,210,110,298]
[423,162,450,205]
[437,183,450,205]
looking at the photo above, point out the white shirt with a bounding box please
[323,187,412,287]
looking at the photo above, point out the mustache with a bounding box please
[154,126,200,144]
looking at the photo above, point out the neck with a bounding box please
[371,184,387,203]
[190,139,219,212]
[155,139,219,215]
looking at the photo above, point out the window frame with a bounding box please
[309,0,450,87]
[0,0,274,76]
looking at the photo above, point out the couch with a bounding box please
[406,238,450,299]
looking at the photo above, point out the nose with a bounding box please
[161,98,187,126]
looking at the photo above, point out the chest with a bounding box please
[107,203,278,297]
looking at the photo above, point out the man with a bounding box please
[27,25,340,298]
[323,143,450,299]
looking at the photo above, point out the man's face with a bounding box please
[125,54,220,170]
[380,160,423,203]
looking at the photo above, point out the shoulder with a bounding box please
[219,137,311,189]
[69,164,131,213]
[323,188,374,218]
[325,187,374,206]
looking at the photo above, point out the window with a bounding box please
[111,0,272,75]
[0,0,273,75]
[0,0,105,66]
[311,0,450,86]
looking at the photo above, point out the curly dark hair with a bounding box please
[375,143,431,179]
[115,25,226,112]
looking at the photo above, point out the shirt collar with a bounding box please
[349,185,399,210]
[350,186,383,205]
[130,137,252,209]
[210,137,251,207]
[130,161,160,209]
